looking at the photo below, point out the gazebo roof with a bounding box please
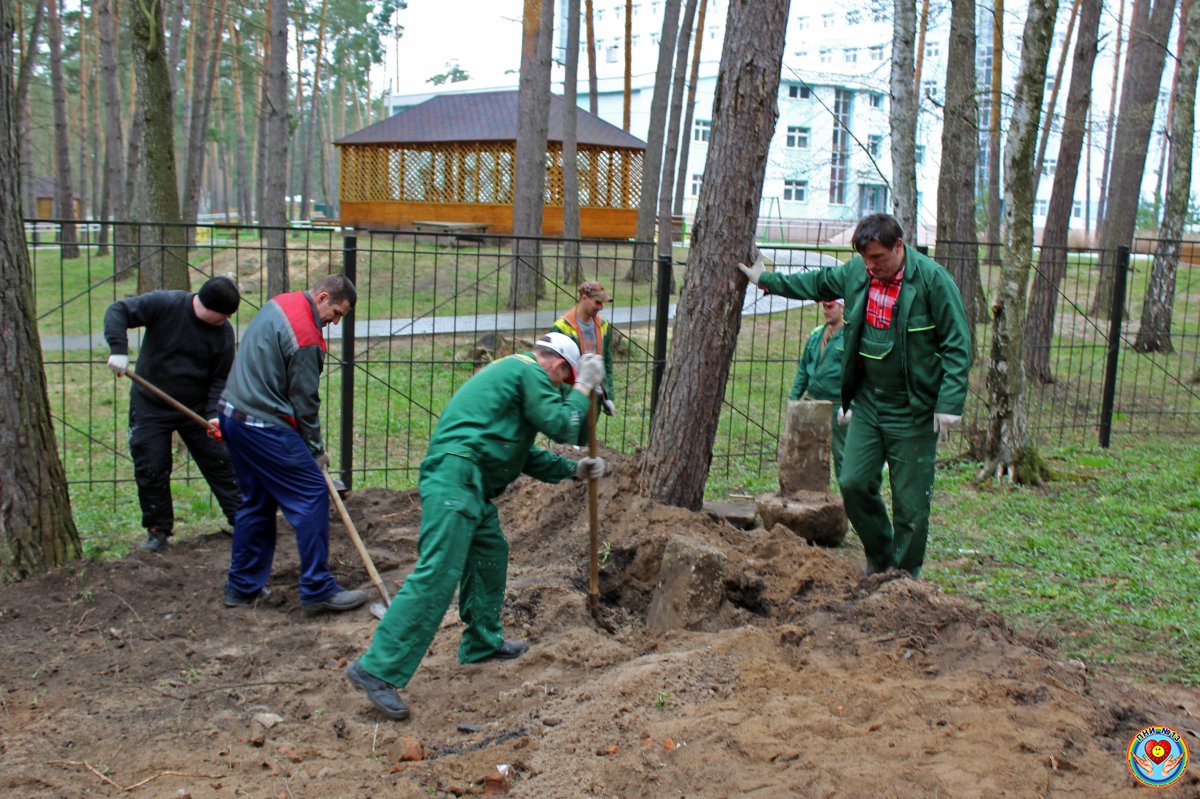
[335,90,646,149]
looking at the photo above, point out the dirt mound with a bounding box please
[2,452,1197,797]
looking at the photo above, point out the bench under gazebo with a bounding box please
[335,90,646,238]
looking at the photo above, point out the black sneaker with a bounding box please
[140,530,170,553]
[302,589,367,613]
[223,585,273,607]
[480,639,528,661]
[346,661,410,720]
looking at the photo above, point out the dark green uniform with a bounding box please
[359,353,588,687]
[760,246,971,577]
[790,323,847,478]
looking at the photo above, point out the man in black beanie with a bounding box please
[104,276,244,552]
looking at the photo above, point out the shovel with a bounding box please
[122,368,390,618]
[586,392,615,633]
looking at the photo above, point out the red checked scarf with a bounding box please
[866,268,904,329]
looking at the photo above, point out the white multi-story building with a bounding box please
[390,0,1183,242]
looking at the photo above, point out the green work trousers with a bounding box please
[360,453,509,688]
[829,404,847,481]
[839,385,938,579]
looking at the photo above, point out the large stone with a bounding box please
[645,535,728,631]
[756,491,848,547]
[777,400,833,494]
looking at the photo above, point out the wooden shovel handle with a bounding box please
[588,392,600,601]
[125,369,216,432]
[324,468,391,608]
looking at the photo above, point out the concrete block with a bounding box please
[645,534,728,631]
[755,491,847,547]
[778,400,833,494]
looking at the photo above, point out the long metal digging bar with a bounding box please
[123,369,391,618]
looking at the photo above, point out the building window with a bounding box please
[651,32,660,45]
[823,13,835,27]
[830,89,852,205]
[596,8,604,21]
[694,120,711,143]
[923,79,938,100]
[846,10,861,25]
[872,8,888,22]
[1042,157,1057,175]
[606,45,619,63]
[786,126,811,148]
[1072,200,1082,218]
[925,41,940,59]
[914,145,925,164]
[869,45,885,61]
[868,92,884,109]
[868,134,883,157]
[844,48,858,63]
[820,48,833,64]
[784,180,808,202]
[691,174,702,197]
[797,15,809,29]
[1035,199,1048,216]
[794,49,809,59]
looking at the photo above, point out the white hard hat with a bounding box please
[537,332,580,383]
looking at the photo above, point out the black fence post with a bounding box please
[340,234,357,487]
[650,252,672,419]
[1098,244,1130,449]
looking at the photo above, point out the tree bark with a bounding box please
[638,0,789,510]
[263,0,290,295]
[299,0,329,223]
[255,28,269,225]
[672,0,707,217]
[1096,0,1127,233]
[508,0,553,309]
[562,0,583,287]
[132,0,188,291]
[1026,0,1101,382]
[986,0,1003,263]
[890,0,918,239]
[1093,0,1178,317]
[983,0,1058,485]
[629,0,682,282]
[14,0,44,216]
[99,0,136,274]
[0,0,82,580]
[1135,0,1200,352]
[584,0,598,114]
[182,0,227,227]
[935,0,981,343]
[623,0,632,131]
[1033,0,1081,186]
[656,0,698,259]
[228,18,251,223]
[46,0,79,258]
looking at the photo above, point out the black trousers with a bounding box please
[128,399,242,534]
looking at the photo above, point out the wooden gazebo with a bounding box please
[335,91,646,237]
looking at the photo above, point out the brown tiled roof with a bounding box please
[335,90,646,149]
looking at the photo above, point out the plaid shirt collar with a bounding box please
[866,267,905,329]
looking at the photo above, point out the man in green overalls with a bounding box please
[790,298,848,479]
[345,332,607,720]
[740,214,971,579]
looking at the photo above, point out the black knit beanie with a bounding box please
[198,277,240,315]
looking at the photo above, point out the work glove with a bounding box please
[575,456,606,480]
[206,418,223,442]
[573,353,605,395]
[107,353,129,376]
[602,398,617,417]
[933,413,962,440]
[736,252,766,286]
[314,451,331,470]
[837,407,853,426]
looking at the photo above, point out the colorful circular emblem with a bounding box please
[1127,725,1189,788]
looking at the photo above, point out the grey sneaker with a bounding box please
[346,661,410,720]
[302,588,367,613]
[223,585,273,607]
[140,530,170,553]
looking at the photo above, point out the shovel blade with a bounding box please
[369,602,388,621]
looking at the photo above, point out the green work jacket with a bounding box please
[760,245,972,418]
[790,323,845,402]
[425,352,589,500]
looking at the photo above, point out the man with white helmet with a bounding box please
[346,332,606,720]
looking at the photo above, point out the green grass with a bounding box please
[925,437,1200,685]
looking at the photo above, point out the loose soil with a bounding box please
[3,450,1198,798]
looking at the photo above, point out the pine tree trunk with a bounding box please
[629,0,682,282]
[182,0,227,227]
[672,0,707,217]
[982,0,1058,485]
[98,0,134,273]
[263,0,289,295]
[229,20,251,222]
[299,0,329,223]
[1033,0,1081,186]
[1093,0,1178,318]
[562,0,583,287]
[890,0,917,238]
[656,0,697,258]
[1026,0,1101,382]
[638,0,789,510]
[986,0,1003,264]
[1135,0,1200,353]
[1096,0,1127,234]
[509,0,553,309]
[255,30,269,225]
[14,0,44,217]
[623,0,632,130]
[0,0,82,580]
[935,0,981,342]
[584,0,598,115]
[46,0,79,257]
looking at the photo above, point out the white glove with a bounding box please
[933,413,962,440]
[736,252,766,286]
[107,353,129,375]
[575,456,606,480]
[837,407,853,426]
[602,398,617,417]
[573,353,605,394]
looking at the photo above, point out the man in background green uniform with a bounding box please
[790,298,848,479]
[740,214,971,578]
[345,332,607,720]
